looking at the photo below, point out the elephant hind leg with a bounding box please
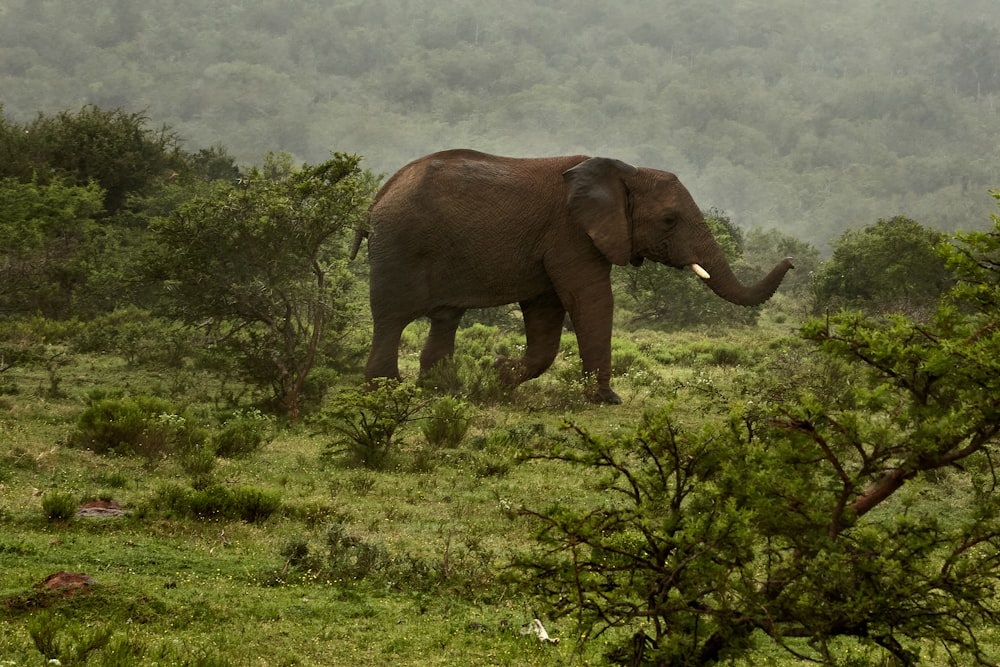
[496,292,566,386]
[420,306,466,374]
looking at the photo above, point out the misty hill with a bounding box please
[1,0,998,247]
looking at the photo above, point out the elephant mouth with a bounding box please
[645,242,710,279]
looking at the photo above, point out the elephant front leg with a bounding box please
[496,292,566,386]
[566,288,621,405]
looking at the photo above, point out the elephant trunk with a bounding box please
[694,250,795,307]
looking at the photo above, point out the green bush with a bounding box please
[211,408,273,457]
[420,397,471,448]
[319,379,425,469]
[67,395,206,461]
[41,492,77,522]
[812,216,951,317]
[154,483,281,522]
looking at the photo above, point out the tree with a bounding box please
[149,152,377,418]
[812,216,952,317]
[0,105,184,215]
[0,176,104,317]
[517,193,1000,665]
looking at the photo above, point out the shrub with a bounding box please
[211,408,273,457]
[154,483,281,522]
[179,444,217,489]
[812,215,951,317]
[41,492,77,522]
[324,522,388,580]
[420,397,471,448]
[68,395,206,461]
[318,379,425,469]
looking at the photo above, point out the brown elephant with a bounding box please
[352,149,793,404]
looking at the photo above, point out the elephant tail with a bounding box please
[349,226,369,260]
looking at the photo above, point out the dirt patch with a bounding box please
[35,571,98,595]
[2,571,99,611]
[76,499,126,518]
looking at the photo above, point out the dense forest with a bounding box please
[1,0,999,247]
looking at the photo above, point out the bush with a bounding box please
[41,492,77,522]
[211,408,273,457]
[318,379,426,469]
[154,483,281,522]
[420,397,471,448]
[67,395,206,461]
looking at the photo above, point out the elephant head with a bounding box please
[563,157,794,306]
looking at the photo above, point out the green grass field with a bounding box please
[3,317,762,666]
[5,297,993,666]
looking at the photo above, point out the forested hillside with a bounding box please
[1,0,998,246]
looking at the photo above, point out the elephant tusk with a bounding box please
[691,263,711,280]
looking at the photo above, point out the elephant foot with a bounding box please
[581,372,622,404]
[588,386,622,405]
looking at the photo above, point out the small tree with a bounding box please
[517,194,1000,665]
[149,152,377,418]
[812,215,951,317]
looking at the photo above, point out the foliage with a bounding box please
[210,408,273,458]
[420,396,472,448]
[28,612,115,665]
[0,176,105,317]
[69,306,192,366]
[153,483,281,522]
[67,395,206,461]
[318,379,428,469]
[148,152,378,418]
[812,215,952,317]
[516,199,1000,665]
[41,492,78,522]
[0,105,184,214]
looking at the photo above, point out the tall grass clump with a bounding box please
[41,491,77,522]
[153,483,281,522]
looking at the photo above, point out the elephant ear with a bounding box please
[563,157,638,266]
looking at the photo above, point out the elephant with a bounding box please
[351,149,794,404]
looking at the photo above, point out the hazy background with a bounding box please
[2,0,998,248]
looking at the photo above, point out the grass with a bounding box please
[0,345,644,666]
[0,309,909,665]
